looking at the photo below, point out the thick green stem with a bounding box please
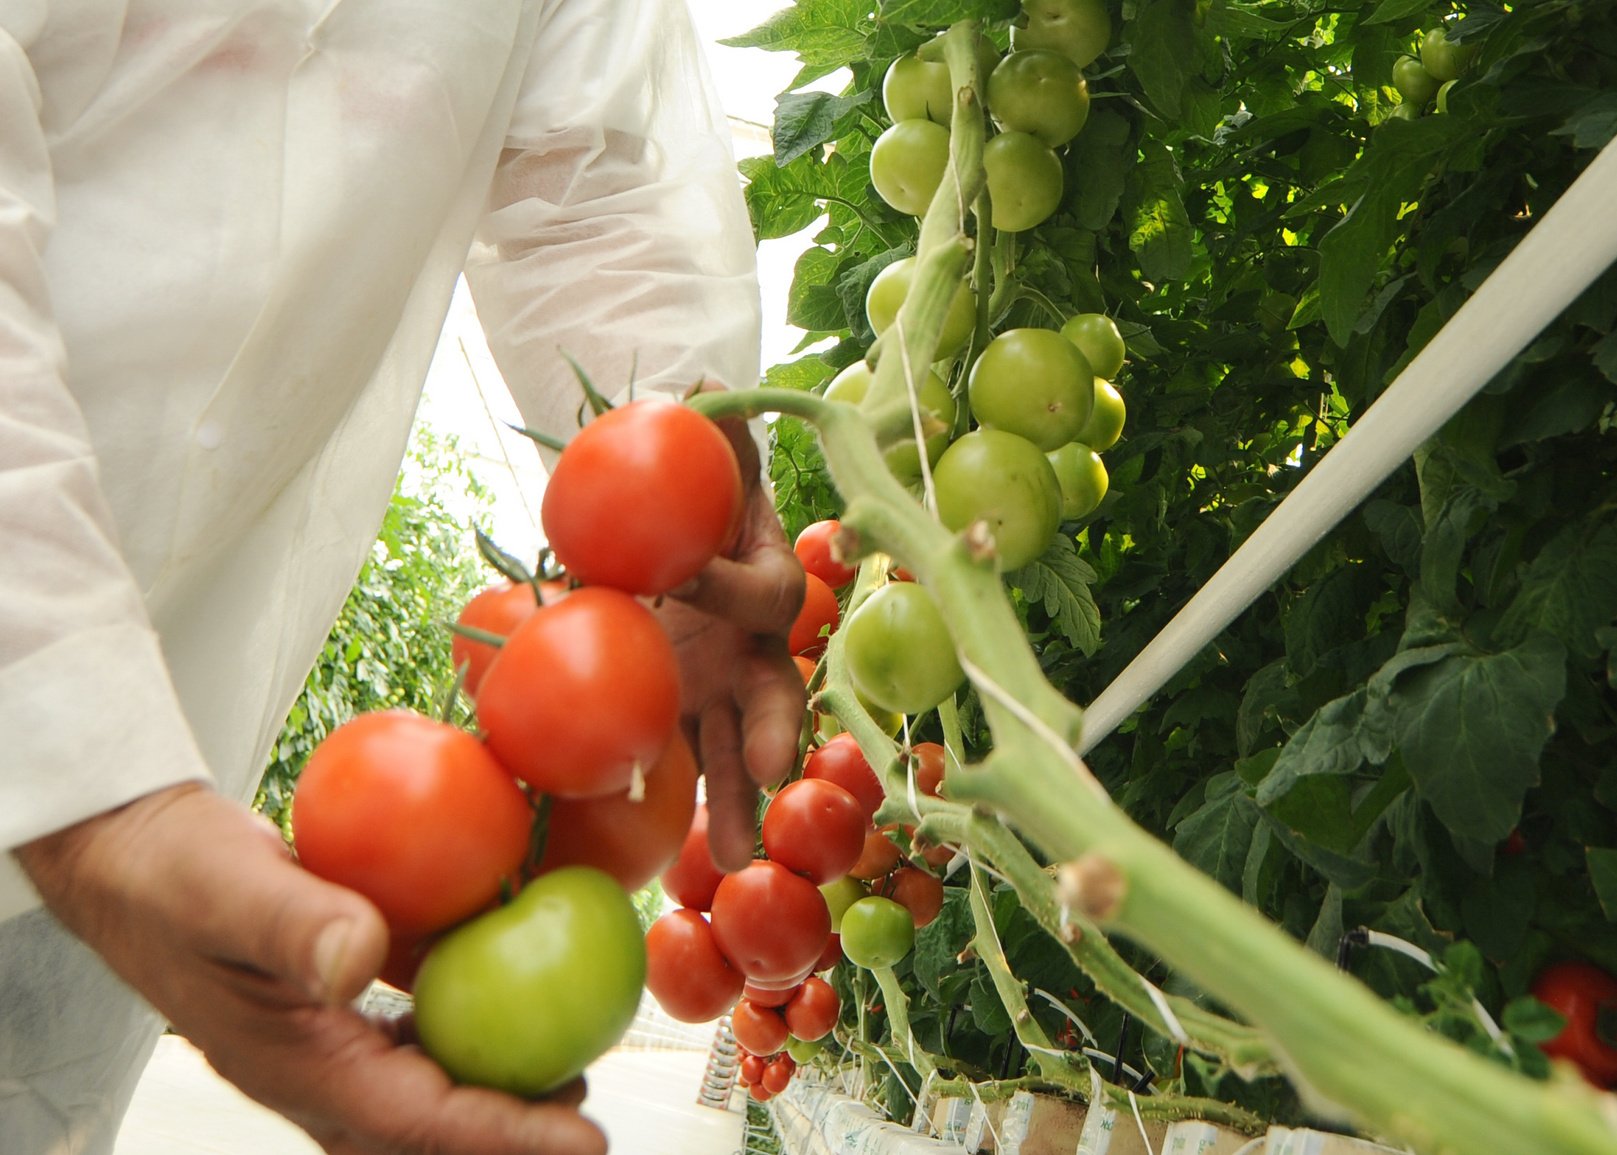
[927,808,1276,1077]
[871,964,937,1084]
[966,865,1089,1094]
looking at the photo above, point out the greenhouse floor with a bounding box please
[114,1033,745,1155]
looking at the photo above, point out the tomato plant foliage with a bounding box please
[729,0,1617,1131]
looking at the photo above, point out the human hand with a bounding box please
[656,396,807,872]
[15,783,606,1155]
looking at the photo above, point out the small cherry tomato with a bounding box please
[795,519,857,589]
[784,976,841,1042]
[1533,961,1617,1087]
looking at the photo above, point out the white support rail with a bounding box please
[1080,136,1617,754]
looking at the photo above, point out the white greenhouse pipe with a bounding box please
[1080,136,1617,755]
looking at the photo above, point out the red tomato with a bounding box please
[784,976,841,1042]
[541,398,743,597]
[738,1053,767,1087]
[803,734,885,821]
[534,731,697,891]
[291,711,533,937]
[477,587,679,798]
[661,805,727,911]
[1533,961,1617,1087]
[748,1082,774,1103]
[645,908,744,1024]
[794,655,819,685]
[710,860,832,983]
[815,933,843,973]
[794,519,857,589]
[378,933,435,994]
[451,580,565,698]
[910,742,947,797]
[732,998,791,1057]
[743,981,802,1009]
[763,1054,796,1094]
[881,866,945,929]
[789,573,841,658]
[762,779,867,885]
[848,825,903,881]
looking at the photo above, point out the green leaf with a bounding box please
[913,888,972,1000]
[878,0,1019,25]
[773,90,872,167]
[1173,772,1261,893]
[1127,0,1197,121]
[762,354,836,394]
[1502,996,1566,1045]
[1127,140,1193,283]
[1553,90,1617,151]
[1388,635,1567,845]
[1587,848,1617,923]
[1285,566,1370,680]
[1317,117,1464,345]
[1364,0,1433,24]
[969,972,1014,1035]
[1070,111,1133,233]
[1005,535,1102,656]
[741,151,870,242]
[720,0,871,88]
[1256,689,1391,807]
[1364,500,1423,579]
[1496,521,1617,659]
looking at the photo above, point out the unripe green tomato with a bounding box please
[882,54,952,125]
[983,132,1064,232]
[1435,79,1457,114]
[823,360,957,481]
[1012,0,1112,69]
[1076,379,1125,452]
[870,120,951,217]
[932,430,1062,571]
[1420,27,1478,83]
[1047,442,1110,520]
[1392,55,1439,106]
[1058,312,1126,379]
[968,328,1093,452]
[842,582,965,716]
[786,1035,825,1063]
[1388,102,1420,122]
[863,256,977,359]
[413,867,646,1096]
[839,896,916,969]
[987,50,1091,148]
[819,876,870,934]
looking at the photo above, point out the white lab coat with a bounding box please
[0,1,761,1149]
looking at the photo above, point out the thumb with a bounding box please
[168,793,391,1005]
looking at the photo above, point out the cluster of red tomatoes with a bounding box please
[289,398,747,1096]
[635,519,960,1098]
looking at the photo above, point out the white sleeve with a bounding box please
[0,21,211,921]
[464,0,762,443]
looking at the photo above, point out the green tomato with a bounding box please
[1076,379,1125,452]
[786,1035,825,1062]
[843,582,965,716]
[968,328,1093,451]
[819,875,869,933]
[983,132,1064,233]
[1388,102,1420,122]
[987,50,1090,148]
[1011,0,1111,69]
[1420,27,1478,83]
[1047,442,1110,520]
[882,54,952,125]
[823,360,957,481]
[1392,55,1439,106]
[1058,312,1126,379]
[933,430,1061,571]
[839,896,916,969]
[1435,79,1457,114]
[864,256,977,359]
[413,866,646,1096]
[870,120,951,217]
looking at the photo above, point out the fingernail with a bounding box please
[312,919,353,1003]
